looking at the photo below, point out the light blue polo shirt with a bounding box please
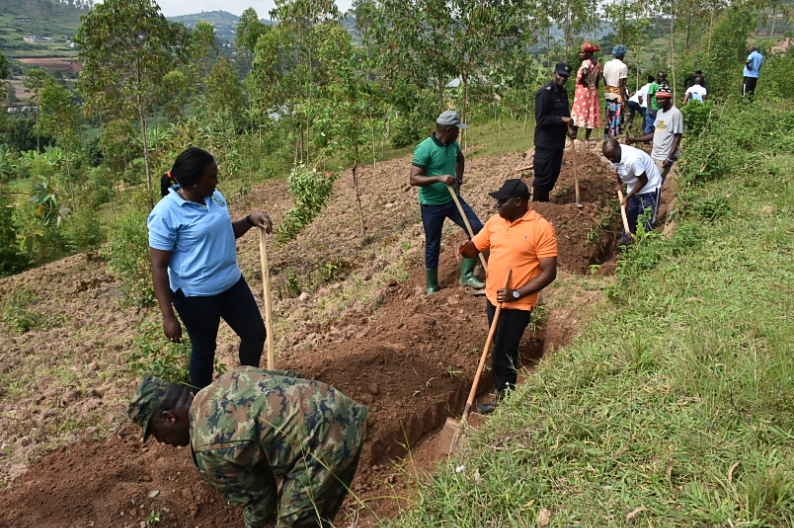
[743,50,763,78]
[148,187,241,297]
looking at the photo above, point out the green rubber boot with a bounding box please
[426,268,440,295]
[459,257,486,289]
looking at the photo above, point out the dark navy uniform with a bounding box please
[533,77,571,201]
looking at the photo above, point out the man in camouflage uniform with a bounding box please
[128,366,368,528]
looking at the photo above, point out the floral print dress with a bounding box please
[571,58,602,130]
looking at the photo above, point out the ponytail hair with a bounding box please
[160,147,216,197]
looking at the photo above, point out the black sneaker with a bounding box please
[476,400,498,415]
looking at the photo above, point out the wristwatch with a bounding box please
[512,290,521,299]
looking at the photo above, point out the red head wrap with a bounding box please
[580,42,600,53]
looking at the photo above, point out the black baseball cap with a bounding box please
[489,179,530,200]
[555,63,572,76]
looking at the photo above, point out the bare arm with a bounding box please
[623,172,648,204]
[619,77,629,103]
[150,248,181,342]
[410,165,454,187]
[232,213,273,239]
[627,132,654,144]
[663,134,683,167]
[497,256,558,303]
[456,239,479,259]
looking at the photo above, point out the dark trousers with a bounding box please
[743,76,758,100]
[532,147,564,200]
[624,188,660,236]
[486,299,532,392]
[627,101,645,125]
[171,275,265,390]
[420,197,483,269]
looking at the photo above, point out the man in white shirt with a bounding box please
[603,45,630,138]
[627,74,655,128]
[627,87,683,184]
[602,139,662,237]
[683,76,708,104]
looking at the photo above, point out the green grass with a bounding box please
[389,101,794,526]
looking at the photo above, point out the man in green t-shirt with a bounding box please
[644,71,668,135]
[410,111,485,295]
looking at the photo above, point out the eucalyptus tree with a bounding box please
[369,0,538,150]
[313,24,375,236]
[22,69,51,153]
[37,80,79,205]
[268,0,343,164]
[75,0,189,208]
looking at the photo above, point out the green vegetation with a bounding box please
[0,0,86,58]
[391,99,794,527]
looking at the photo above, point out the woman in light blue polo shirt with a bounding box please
[148,147,273,390]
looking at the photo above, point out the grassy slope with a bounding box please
[0,0,85,58]
[391,101,794,526]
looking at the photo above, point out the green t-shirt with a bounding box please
[647,82,660,110]
[412,134,461,205]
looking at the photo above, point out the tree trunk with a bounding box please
[438,71,445,111]
[64,149,76,208]
[461,75,469,153]
[137,104,154,210]
[670,0,677,103]
[351,158,366,237]
[368,109,376,167]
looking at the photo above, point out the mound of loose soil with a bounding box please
[0,144,622,527]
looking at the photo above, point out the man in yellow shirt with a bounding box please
[456,179,558,414]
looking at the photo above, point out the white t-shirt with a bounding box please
[639,82,652,108]
[611,144,662,195]
[603,59,628,100]
[685,85,707,102]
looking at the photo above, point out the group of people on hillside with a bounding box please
[124,41,768,528]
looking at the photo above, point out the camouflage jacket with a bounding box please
[189,366,368,528]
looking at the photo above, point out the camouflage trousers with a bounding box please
[274,443,363,528]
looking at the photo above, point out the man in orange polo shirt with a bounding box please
[456,179,558,414]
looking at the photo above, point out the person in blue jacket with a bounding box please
[147,147,273,390]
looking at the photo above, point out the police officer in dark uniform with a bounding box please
[532,63,576,202]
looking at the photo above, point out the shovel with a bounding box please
[617,189,633,247]
[446,184,488,273]
[567,125,583,208]
[258,229,275,369]
[440,269,512,455]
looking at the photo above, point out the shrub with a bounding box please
[104,208,155,307]
[127,315,191,383]
[0,188,31,277]
[275,165,338,245]
[64,207,106,259]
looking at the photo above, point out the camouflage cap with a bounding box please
[128,376,171,442]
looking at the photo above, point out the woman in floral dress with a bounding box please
[571,42,602,141]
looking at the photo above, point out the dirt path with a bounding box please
[0,145,621,527]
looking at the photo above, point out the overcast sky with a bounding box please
[154,0,355,18]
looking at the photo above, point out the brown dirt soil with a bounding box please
[0,146,619,527]
[16,57,82,74]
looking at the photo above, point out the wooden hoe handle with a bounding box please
[569,134,581,204]
[617,189,632,237]
[259,229,275,370]
[447,184,488,273]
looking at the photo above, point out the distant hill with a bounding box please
[167,11,360,45]
[0,0,87,58]
[167,11,273,43]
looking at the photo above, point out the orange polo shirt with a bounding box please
[471,209,557,311]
